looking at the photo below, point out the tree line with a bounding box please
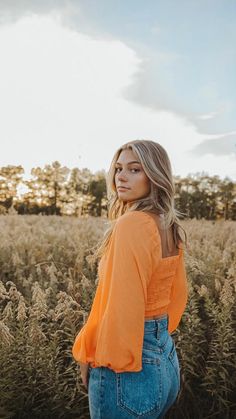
[0,162,235,220]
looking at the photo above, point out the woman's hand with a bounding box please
[79,361,90,390]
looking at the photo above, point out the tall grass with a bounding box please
[0,215,235,418]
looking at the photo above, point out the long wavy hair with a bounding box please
[88,139,187,265]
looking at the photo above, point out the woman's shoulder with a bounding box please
[116,210,153,227]
[114,211,157,240]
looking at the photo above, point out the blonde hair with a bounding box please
[89,139,187,264]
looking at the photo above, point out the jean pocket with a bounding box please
[116,359,162,416]
[143,330,169,353]
[168,340,180,391]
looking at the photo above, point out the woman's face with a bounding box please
[114,149,151,202]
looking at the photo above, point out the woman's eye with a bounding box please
[115,168,140,173]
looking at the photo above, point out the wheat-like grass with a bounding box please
[0,215,235,418]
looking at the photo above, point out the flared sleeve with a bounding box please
[72,211,156,372]
[95,212,155,372]
[72,276,104,364]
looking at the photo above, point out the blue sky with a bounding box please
[0,0,235,182]
[74,0,236,133]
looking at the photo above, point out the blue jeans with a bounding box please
[88,314,180,418]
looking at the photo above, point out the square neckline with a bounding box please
[133,210,181,261]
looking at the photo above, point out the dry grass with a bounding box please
[0,215,235,419]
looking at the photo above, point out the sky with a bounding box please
[0,0,236,184]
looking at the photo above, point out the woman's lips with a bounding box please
[117,186,130,190]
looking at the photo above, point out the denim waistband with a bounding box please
[144,314,169,332]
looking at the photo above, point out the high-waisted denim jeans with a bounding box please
[88,314,180,418]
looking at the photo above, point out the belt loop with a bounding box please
[156,327,158,339]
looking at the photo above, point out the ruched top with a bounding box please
[72,210,188,372]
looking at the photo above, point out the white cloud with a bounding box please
[0,14,235,181]
[197,111,220,120]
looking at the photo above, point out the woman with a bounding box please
[72,140,188,418]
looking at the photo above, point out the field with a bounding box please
[0,214,236,419]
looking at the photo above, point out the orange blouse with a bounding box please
[72,210,188,372]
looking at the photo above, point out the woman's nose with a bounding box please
[117,170,128,181]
